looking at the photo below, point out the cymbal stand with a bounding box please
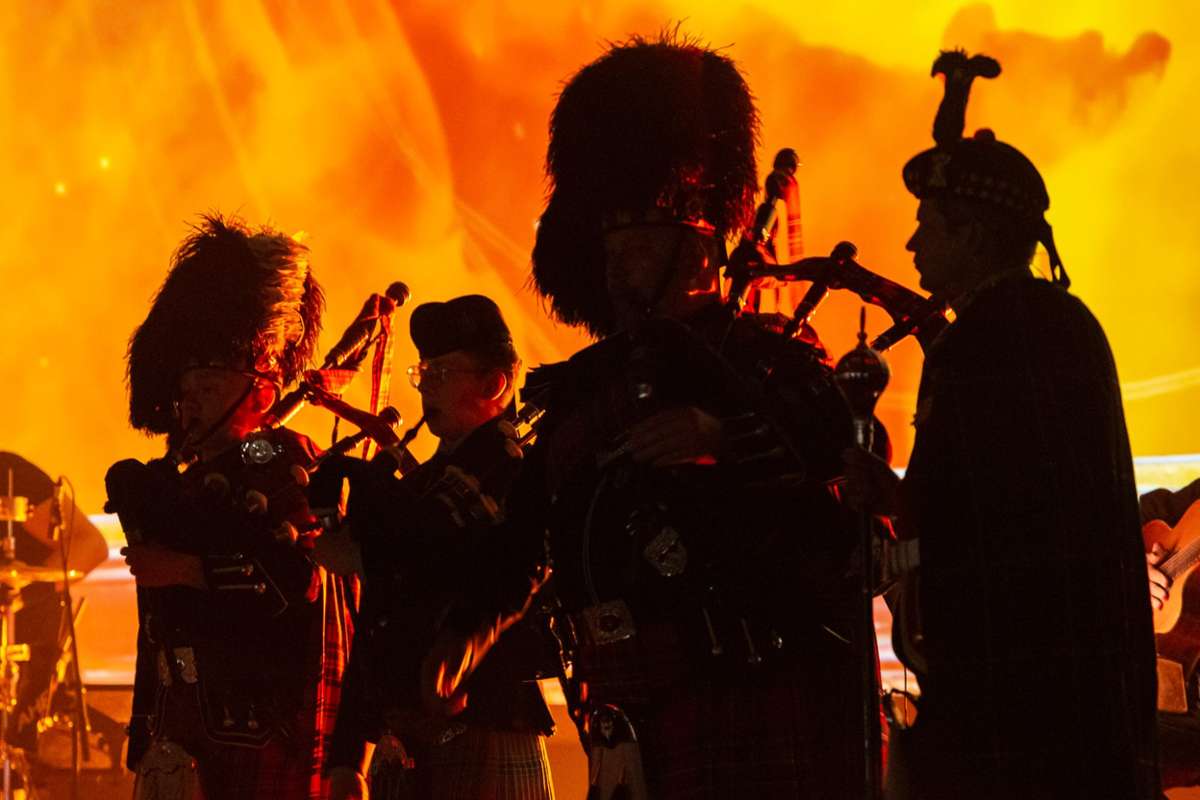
[0,587,32,800]
[50,477,89,800]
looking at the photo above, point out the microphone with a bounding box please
[48,476,66,542]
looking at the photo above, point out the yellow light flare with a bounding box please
[0,2,1189,514]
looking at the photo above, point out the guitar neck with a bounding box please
[1163,537,1200,581]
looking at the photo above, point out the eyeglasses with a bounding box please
[406,362,488,388]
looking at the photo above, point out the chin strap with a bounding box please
[1038,218,1069,289]
[172,379,258,462]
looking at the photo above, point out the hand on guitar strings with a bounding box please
[1146,542,1172,611]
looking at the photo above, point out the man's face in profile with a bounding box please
[414,350,502,445]
[906,199,974,299]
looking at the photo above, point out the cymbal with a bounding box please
[0,453,108,576]
[20,498,108,575]
[0,559,84,590]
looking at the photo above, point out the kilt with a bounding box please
[581,641,867,799]
[428,726,555,800]
[644,671,861,798]
[368,725,553,800]
[149,681,314,800]
[429,729,554,796]
[140,568,354,800]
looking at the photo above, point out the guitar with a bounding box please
[1143,499,1200,635]
[1143,498,1200,712]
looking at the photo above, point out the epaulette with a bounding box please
[522,360,568,402]
[520,337,627,411]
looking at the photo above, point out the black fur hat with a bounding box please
[532,32,761,337]
[126,213,324,435]
[903,50,1066,285]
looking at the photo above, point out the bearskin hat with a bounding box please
[532,32,761,337]
[903,50,1066,284]
[127,213,324,435]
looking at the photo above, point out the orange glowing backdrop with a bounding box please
[0,1,1191,514]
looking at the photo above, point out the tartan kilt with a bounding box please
[147,682,316,800]
[140,569,355,800]
[195,736,313,800]
[580,630,869,799]
[428,726,555,800]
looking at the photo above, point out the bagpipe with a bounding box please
[539,151,940,755]
[107,276,545,584]
[308,396,543,556]
[542,147,940,618]
[725,148,948,353]
[105,282,418,555]
[104,282,429,761]
[262,289,544,553]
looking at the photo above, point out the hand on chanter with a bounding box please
[840,447,900,516]
[1147,542,1172,611]
[626,407,722,467]
[121,544,206,589]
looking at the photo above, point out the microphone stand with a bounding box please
[50,478,89,800]
[833,309,890,800]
